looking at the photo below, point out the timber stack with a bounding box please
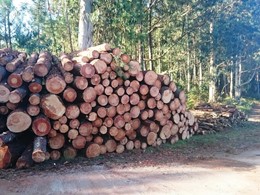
[0,44,198,169]
[191,103,247,135]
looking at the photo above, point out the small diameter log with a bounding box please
[120,54,131,64]
[29,93,41,105]
[86,143,101,158]
[140,85,149,96]
[62,87,77,103]
[80,102,92,115]
[144,71,158,86]
[108,94,119,106]
[34,51,52,77]
[80,63,95,78]
[46,66,66,94]
[49,133,65,150]
[27,105,40,116]
[28,77,42,93]
[60,54,74,71]
[63,146,77,160]
[67,129,78,140]
[114,115,125,129]
[100,52,113,64]
[105,139,117,153]
[0,131,17,147]
[6,102,18,111]
[65,105,80,119]
[83,87,97,102]
[130,93,140,106]
[21,52,39,82]
[97,95,108,106]
[160,124,172,140]
[0,82,11,103]
[7,69,23,88]
[32,136,47,163]
[40,94,66,120]
[92,86,103,97]
[16,144,34,169]
[116,144,125,154]
[130,106,140,118]
[90,59,107,74]
[74,76,88,90]
[104,86,113,96]
[161,87,173,104]
[79,122,93,137]
[72,135,86,149]
[90,74,101,85]
[126,140,134,150]
[50,150,61,161]
[7,110,32,133]
[147,132,157,145]
[32,115,51,136]
[8,86,28,104]
[150,86,159,98]
[0,105,9,115]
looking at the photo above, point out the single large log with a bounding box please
[7,110,32,133]
[32,115,51,136]
[7,66,24,88]
[90,59,107,74]
[34,51,52,77]
[46,66,66,94]
[144,71,158,86]
[40,94,66,120]
[60,54,74,71]
[28,77,43,93]
[22,52,39,82]
[32,136,47,163]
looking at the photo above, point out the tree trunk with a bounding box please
[78,0,93,50]
[208,22,216,103]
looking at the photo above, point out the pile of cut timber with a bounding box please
[191,103,247,135]
[0,44,198,169]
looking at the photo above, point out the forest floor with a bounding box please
[0,105,260,195]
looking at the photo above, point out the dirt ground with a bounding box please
[0,105,260,195]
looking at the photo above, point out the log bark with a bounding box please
[16,143,34,169]
[32,136,47,163]
[0,131,17,147]
[8,86,28,104]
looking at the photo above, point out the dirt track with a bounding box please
[0,105,260,195]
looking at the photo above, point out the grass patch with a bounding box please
[160,121,260,152]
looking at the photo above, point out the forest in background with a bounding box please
[0,0,260,106]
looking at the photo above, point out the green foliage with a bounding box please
[187,84,209,109]
[222,97,255,113]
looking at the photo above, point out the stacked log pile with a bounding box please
[191,103,247,135]
[0,44,198,169]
